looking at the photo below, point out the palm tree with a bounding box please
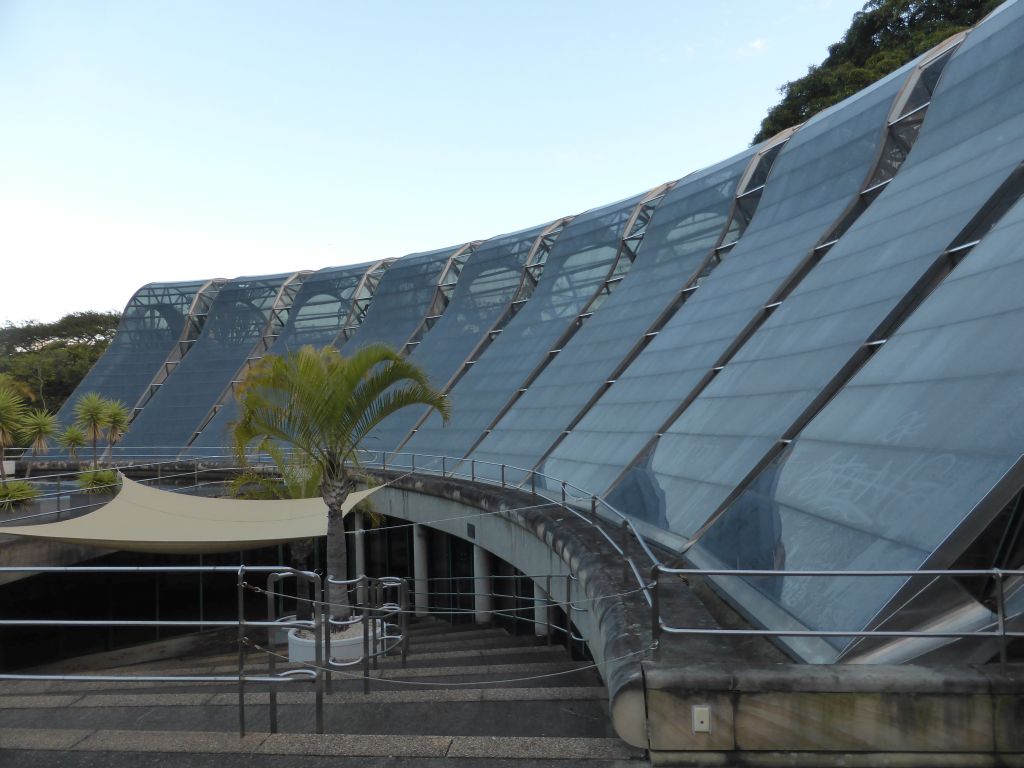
[102,399,131,460]
[0,386,27,487]
[73,392,108,468]
[57,425,87,464]
[232,343,450,621]
[19,409,57,478]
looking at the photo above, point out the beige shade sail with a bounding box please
[0,475,381,554]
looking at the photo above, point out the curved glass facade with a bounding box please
[65,0,1024,663]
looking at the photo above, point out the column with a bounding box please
[413,524,429,617]
[473,545,493,625]
[533,581,550,638]
[353,511,367,605]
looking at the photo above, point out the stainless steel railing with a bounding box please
[651,565,1024,664]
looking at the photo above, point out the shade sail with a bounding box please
[0,476,380,555]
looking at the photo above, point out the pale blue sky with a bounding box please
[0,1,864,324]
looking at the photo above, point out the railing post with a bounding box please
[471,459,476,482]
[561,482,566,507]
[401,578,409,667]
[411,454,415,474]
[650,565,661,652]
[236,565,247,738]
[56,475,62,516]
[194,459,199,488]
[323,577,333,695]
[545,574,552,646]
[363,601,371,695]
[531,471,536,496]
[500,464,505,488]
[442,456,446,478]
[996,569,1008,666]
[266,574,278,734]
[313,573,324,734]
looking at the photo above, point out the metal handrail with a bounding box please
[651,565,1024,664]
[0,564,325,737]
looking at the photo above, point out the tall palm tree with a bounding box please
[232,343,450,621]
[0,386,27,487]
[19,409,57,478]
[57,425,87,464]
[102,399,131,460]
[73,392,108,468]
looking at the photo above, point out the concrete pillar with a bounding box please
[353,511,367,605]
[473,544,493,625]
[413,524,429,617]
[534,581,550,637]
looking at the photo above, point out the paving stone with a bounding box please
[0,727,92,750]
[258,733,452,757]
[447,736,640,760]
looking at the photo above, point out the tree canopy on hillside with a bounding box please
[0,312,121,411]
[753,0,1001,143]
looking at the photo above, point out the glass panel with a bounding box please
[189,261,384,453]
[117,274,294,455]
[56,280,208,426]
[398,193,647,463]
[543,51,919,501]
[467,149,755,482]
[340,246,462,354]
[650,0,1024,548]
[690,2,1024,661]
[366,224,550,454]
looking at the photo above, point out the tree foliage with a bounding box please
[753,0,1000,143]
[0,311,121,411]
[232,343,450,620]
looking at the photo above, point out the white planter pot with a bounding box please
[287,619,384,664]
[2,460,13,477]
[271,616,297,645]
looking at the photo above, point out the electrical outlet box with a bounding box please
[692,704,711,733]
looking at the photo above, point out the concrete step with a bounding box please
[0,729,643,765]
[0,697,616,738]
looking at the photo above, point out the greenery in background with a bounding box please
[0,480,38,511]
[0,311,120,412]
[231,344,449,621]
[0,387,28,486]
[19,409,58,478]
[753,0,1000,143]
[57,425,87,464]
[77,468,120,494]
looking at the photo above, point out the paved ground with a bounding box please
[0,619,647,767]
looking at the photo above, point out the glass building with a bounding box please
[64,1,1024,664]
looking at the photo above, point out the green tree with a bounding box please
[57,425,87,464]
[102,399,131,460]
[231,344,450,621]
[74,392,109,468]
[0,387,28,487]
[753,0,1000,143]
[0,311,120,411]
[19,409,57,478]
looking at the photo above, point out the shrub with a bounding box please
[78,469,120,494]
[0,480,39,510]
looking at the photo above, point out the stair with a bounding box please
[0,618,646,766]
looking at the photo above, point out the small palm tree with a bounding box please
[0,387,28,487]
[73,392,108,468]
[57,425,87,464]
[19,409,57,478]
[232,344,450,621]
[102,399,131,460]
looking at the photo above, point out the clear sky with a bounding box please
[0,0,865,325]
